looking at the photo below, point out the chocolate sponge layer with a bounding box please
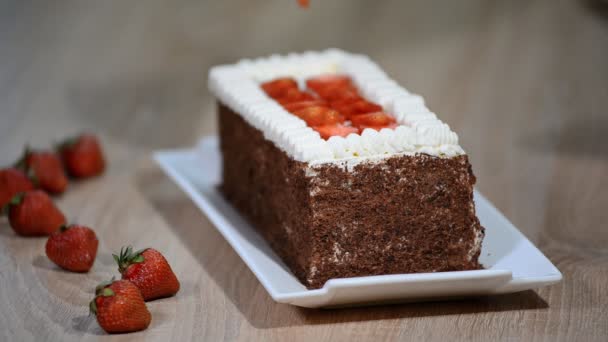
[218,102,483,289]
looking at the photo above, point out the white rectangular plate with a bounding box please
[154,136,561,308]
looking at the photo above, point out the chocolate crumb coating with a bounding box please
[218,102,484,289]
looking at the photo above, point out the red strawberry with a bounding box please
[58,133,106,179]
[306,74,353,92]
[282,100,329,113]
[297,0,309,8]
[0,168,35,211]
[16,148,68,194]
[261,77,299,99]
[45,224,98,272]
[313,124,359,140]
[6,190,66,236]
[114,246,180,301]
[90,279,151,334]
[350,112,396,128]
[293,106,345,126]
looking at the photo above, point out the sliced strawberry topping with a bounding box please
[313,124,359,140]
[350,112,396,127]
[315,86,360,102]
[293,106,345,126]
[276,89,315,104]
[306,74,353,93]
[282,100,328,112]
[331,99,383,118]
[358,123,399,132]
[261,77,298,98]
[259,74,398,137]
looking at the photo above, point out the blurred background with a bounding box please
[0,0,607,242]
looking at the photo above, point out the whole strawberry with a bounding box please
[45,224,98,272]
[114,246,180,301]
[58,133,105,178]
[6,190,66,236]
[0,168,35,211]
[16,147,68,194]
[90,279,151,334]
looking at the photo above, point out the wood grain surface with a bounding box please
[1,0,607,341]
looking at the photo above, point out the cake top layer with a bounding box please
[208,49,465,164]
[261,74,398,139]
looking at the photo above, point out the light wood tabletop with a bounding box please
[1,0,607,341]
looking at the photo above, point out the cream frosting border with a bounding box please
[208,49,465,164]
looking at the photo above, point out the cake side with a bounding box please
[306,153,484,288]
[219,103,314,283]
[218,102,484,289]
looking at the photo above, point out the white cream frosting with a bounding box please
[208,49,465,164]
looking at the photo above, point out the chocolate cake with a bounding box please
[209,50,484,289]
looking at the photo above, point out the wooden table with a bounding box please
[1,0,607,341]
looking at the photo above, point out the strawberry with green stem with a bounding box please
[90,279,151,334]
[114,246,180,301]
[5,190,66,236]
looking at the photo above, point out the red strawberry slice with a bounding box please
[358,123,399,132]
[261,77,298,99]
[313,124,359,140]
[293,106,345,126]
[282,100,328,112]
[276,89,315,104]
[315,86,360,102]
[350,112,396,127]
[306,75,353,92]
[332,99,383,118]
[328,98,363,116]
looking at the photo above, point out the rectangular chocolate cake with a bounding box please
[209,50,484,289]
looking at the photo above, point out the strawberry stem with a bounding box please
[89,300,97,315]
[95,278,114,295]
[132,254,144,263]
[90,278,116,316]
[101,288,114,297]
[0,193,23,215]
[26,168,39,186]
[57,135,79,151]
[113,246,146,273]
[0,192,25,216]
[9,192,25,206]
